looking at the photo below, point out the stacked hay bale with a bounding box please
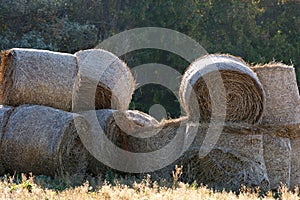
[180,54,265,124]
[179,54,269,192]
[0,105,89,177]
[80,109,159,175]
[73,49,135,111]
[252,63,300,190]
[0,48,77,111]
[0,48,136,177]
[0,48,135,111]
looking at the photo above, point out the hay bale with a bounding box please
[0,48,77,111]
[180,54,265,124]
[0,105,14,175]
[73,49,135,112]
[0,105,89,177]
[87,112,269,192]
[179,123,270,192]
[85,109,159,175]
[251,63,300,189]
[251,63,300,125]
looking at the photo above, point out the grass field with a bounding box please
[0,172,299,200]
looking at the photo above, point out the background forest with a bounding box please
[0,0,299,119]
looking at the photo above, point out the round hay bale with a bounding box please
[251,63,300,189]
[179,123,269,192]
[179,54,265,124]
[86,109,159,175]
[0,105,89,177]
[73,49,135,112]
[251,62,300,125]
[0,48,77,111]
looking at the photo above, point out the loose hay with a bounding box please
[251,62,300,125]
[180,54,265,124]
[85,109,159,175]
[0,48,78,111]
[73,49,135,112]
[0,105,89,177]
[251,63,300,189]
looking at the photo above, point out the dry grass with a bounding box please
[0,172,299,200]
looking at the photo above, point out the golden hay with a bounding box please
[180,54,265,124]
[0,48,77,111]
[73,49,135,112]
[0,105,89,177]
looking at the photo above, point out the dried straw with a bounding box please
[0,48,77,111]
[73,49,135,112]
[251,63,300,189]
[180,54,265,124]
[0,105,89,177]
[251,62,300,125]
[179,122,269,192]
[263,133,291,189]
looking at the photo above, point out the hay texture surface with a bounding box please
[0,105,14,175]
[85,109,159,175]
[178,122,269,192]
[0,48,77,111]
[251,63,300,125]
[73,49,135,112]
[291,138,300,189]
[180,54,265,124]
[263,134,291,189]
[252,63,300,189]
[0,105,89,177]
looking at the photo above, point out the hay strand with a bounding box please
[73,49,135,112]
[0,48,78,111]
[180,54,265,124]
[0,105,89,177]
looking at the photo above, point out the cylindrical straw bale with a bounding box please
[252,63,300,189]
[85,109,159,175]
[0,105,89,177]
[0,48,77,111]
[179,123,269,192]
[180,54,265,124]
[73,49,135,112]
[251,63,300,125]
